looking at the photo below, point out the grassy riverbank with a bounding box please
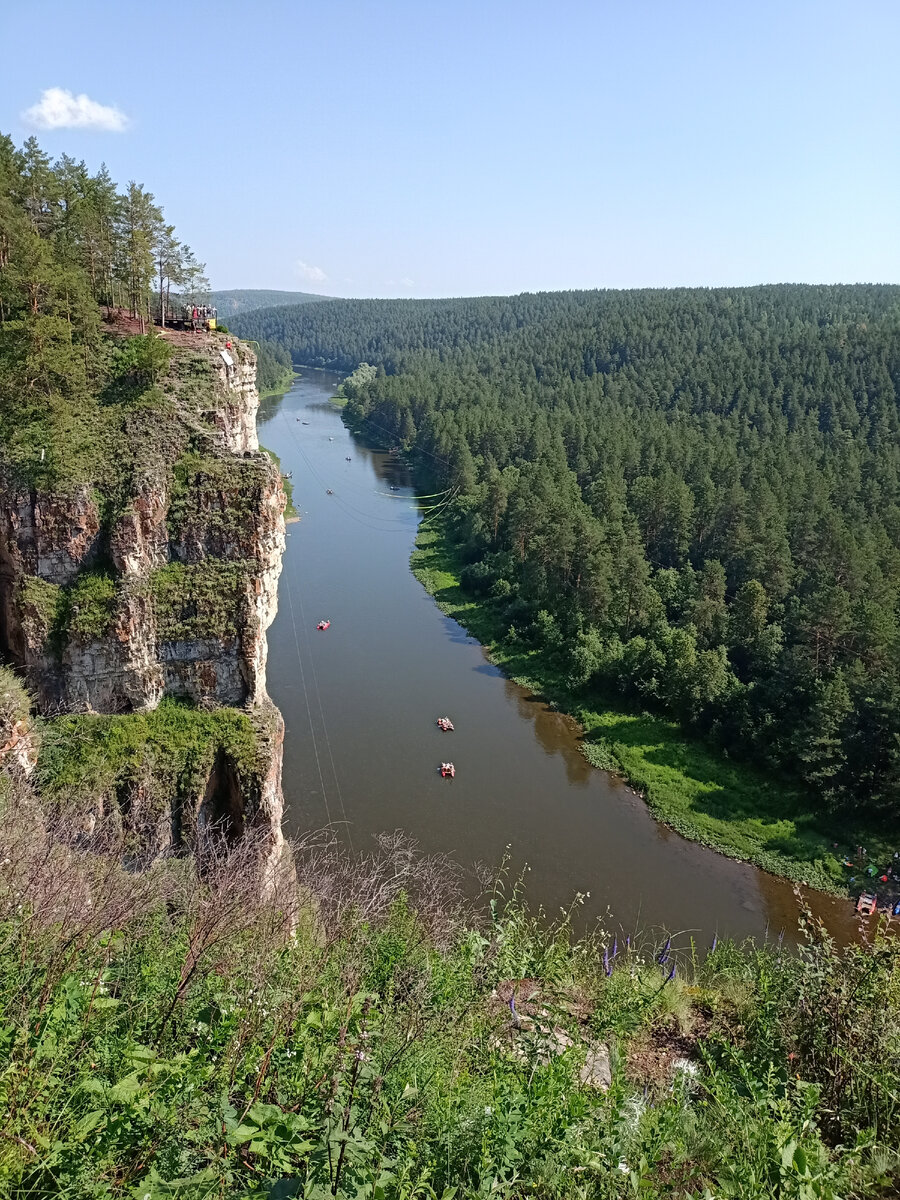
[411,524,886,896]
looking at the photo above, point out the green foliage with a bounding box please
[167,450,279,544]
[205,289,332,320]
[0,131,214,491]
[113,332,173,385]
[335,361,377,403]
[37,697,260,805]
[150,560,251,642]
[237,285,900,829]
[255,339,294,394]
[15,575,64,642]
[259,444,297,519]
[0,665,30,723]
[0,823,896,1198]
[412,523,855,891]
[63,570,118,640]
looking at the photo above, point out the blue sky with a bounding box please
[2,0,898,297]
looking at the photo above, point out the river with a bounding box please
[258,370,859,948]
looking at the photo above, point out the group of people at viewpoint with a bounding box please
[182,304,217,322]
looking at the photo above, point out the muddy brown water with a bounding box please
[260,370,861,949]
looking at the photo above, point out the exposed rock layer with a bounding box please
[0,339,284,714]
[0,336,288,867]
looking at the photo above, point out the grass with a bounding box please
[0,818,897,1198]
[410,524,882,896]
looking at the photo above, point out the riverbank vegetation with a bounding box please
[1,802,898,1198]
[412,525,859,892]
[234,287,900,857]
[256,339,296,396]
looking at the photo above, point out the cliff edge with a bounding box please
[0,333,289,870]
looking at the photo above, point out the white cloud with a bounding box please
[22,87,129,132]
[297,260,328,284]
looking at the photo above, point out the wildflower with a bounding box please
[484,1106,493,1115]
[666,963,676,983]
[611,936,618,959]
[603,947,611,977]
[657,937,671,965]
[710,933,717,953]
[618,1160,629,1173]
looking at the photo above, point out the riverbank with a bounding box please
[411,523,888,898]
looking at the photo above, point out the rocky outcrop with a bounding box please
[0,338,285,716]
[0,486,102,587]
[204,341,260,454]
[0,335,289,872]
[109,473,170,578]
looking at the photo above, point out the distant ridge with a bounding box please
[209,289,334,319]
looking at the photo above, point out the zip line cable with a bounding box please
[289,557,354,852]
[284,416,457,527]
[283,561,333,828]
[349,409,454,470]
[281,418,419,534]
[374,487,452,501]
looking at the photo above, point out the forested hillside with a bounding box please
[234,287,900,825]
[208,288,332,320]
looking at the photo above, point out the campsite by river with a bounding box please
[258,370,861,948]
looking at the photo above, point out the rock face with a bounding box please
[0,336,288,870]
[0,338,284,715]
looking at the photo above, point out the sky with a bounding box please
[2,0,898,298]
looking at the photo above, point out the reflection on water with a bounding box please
[259,371,860,949]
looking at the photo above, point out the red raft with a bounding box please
[440,762,456,779]
[436,717,454,731]
[316,620,331,631]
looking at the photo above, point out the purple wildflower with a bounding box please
[657,937,671,965]
[666,963,677,982]
[611,936,618,959]
[603,947,611,977]
[710,933,717,953]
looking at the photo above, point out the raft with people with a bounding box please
[436,717,454,731]
[440,762,455,778]
[316,620,331,631]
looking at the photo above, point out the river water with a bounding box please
[259,370,859,948]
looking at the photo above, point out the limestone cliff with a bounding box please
[0,335,288,869]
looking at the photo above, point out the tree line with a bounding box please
[233,286,900,825]
[0,131,295,486]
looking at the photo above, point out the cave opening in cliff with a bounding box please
[198,749,245,848]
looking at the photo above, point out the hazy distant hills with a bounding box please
[209,289,333,319]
